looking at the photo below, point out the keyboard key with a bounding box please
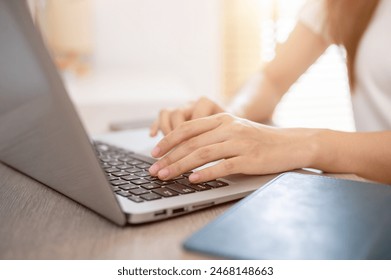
[153,188,179,197]
[127,196,144,203]
[129,187,149,195]
[187,184,211,191]
[111,186,122,192]
[126,167,142,173]
[140,192,162,201]
[119,184,138,190]
[112,171,130,177]
[105,167,119,173]
[111,179,129,186]
[155,180,174,186]
[108,161,121,166]
[175,178,210,190]
[131,178,150,185]
[109,154,122,159]
[166,183,195,194]
[136,163,151,169]
[205,180,229,188]
[118,157,134,162]
[141,183,161,190]
[117,164,131,169]
[121,174,139,181]
[144,176,158,181]
[106,175,118,181]
[127,159,143,165]
[176,178,193,187]
[135,171,150,177]
[116,190,132,197]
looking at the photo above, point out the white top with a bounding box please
[300,0,391,131]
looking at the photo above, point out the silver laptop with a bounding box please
[0,0,278,225]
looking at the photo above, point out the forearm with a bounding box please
[308,129,391,184]
[228,73,285,123]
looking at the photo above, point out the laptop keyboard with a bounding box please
[93,141,229,203]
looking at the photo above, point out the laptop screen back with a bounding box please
[0,0,125,225]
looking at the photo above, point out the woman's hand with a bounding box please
[148,113,317,183]
[149,97,225,137]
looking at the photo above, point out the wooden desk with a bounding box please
[0,160,363,259]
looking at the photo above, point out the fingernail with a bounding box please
[189,173,200,182]
[158,168,170,179]
[149,163,160,175]
[151,146,160,157]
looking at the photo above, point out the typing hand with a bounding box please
[148,113,313,183]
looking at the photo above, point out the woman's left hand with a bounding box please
[148,113,316,183]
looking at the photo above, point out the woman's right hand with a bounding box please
[149,97,225,137]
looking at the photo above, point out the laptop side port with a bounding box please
[172,207,186,214]
[154,210,167,217]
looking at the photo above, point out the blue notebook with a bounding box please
[184,173,391,259]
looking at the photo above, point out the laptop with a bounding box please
[0,0,278,225]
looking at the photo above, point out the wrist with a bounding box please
[297,128,325,170]
[304,128,332,171]
[271,127,323,171]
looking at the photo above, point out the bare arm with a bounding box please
[230,22,330,122]
[311,130,391,184]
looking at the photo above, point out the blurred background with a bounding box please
[27,0,354,134]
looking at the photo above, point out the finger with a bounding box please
[149,120,159,137]
[191,97,215,119]
[150,103,192,137]
[159,109,173,136]
[155,141,238,180]
[182,105,193,120]
[149,127,226,175]
[170,110,186,130]
[151,116,221,158]
[188,157,245,183]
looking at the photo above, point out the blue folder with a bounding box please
[184,172,391,259]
